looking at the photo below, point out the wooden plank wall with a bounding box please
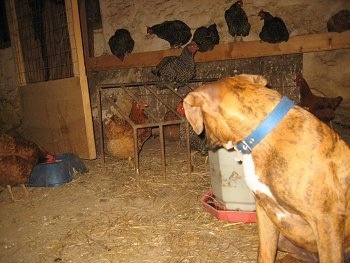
[20,77,94,159]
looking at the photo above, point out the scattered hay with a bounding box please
[0,138,261,263]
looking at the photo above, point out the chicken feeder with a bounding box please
[208,147,256,211]
[202,148,256,223]
[27,153,88,187]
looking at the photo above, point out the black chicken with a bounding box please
[327,9,350,33]
[225,0,251,41]
[108,28,135,61]
[152,41,198,90]
[147,20,192,48]
[192,24,220,52]
[258,10,289,43]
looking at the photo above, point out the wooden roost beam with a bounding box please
[85,31,350,71]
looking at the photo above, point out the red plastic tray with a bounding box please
[201,190,257,223]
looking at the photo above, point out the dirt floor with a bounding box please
[2,130,346,263]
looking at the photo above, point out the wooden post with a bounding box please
[6,0,27,86]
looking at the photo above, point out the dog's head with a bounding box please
[183,74,281,149]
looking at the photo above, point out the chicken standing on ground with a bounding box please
[176,101,208,165]
[105,100,152,167]
[258,9,289,43]
[0,156,33,201]
[192,24,220,52]
[152,41,198,90]
[295,74,343,124]
[0,134,52,201]
[147,20,192,48]
[327,9,350,33]
[225,0,251,41]
[108,28,135,61]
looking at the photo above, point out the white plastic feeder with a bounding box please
[208,147,256,211]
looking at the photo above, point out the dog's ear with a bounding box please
[183,92,205,135]
[238,74,268,86]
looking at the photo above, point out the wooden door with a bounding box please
[7,0,96,159]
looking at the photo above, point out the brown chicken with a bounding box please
[295,74,343,124]
[0,134,52,201]
[105,100,152,167]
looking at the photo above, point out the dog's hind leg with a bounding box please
[312,214,345,263]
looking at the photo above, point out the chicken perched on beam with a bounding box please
[327,9,350,33]
[152,41,198,90]
[147,20,192,48]
[192,23,220,52]
[225,0,251,41]
[108,28,135,61]
[258,9,289,43]
[295,74,343,124]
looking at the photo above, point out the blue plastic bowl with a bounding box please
[55,153,88,175]
[27,153,88,187]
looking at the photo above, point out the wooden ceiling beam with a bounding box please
[85,31,350,71]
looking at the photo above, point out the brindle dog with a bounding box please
[183,74,350,263]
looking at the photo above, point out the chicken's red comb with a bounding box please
[132,99,148,109]
[176,101,185,117]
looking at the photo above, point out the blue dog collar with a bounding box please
[236,96,294,154]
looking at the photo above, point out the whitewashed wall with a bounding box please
[98,0,350,53]
[95,0,350,108]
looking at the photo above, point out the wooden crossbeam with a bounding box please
[85,31,350,71]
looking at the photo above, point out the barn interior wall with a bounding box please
[89,0,350,108]
[87,0,349,151]
[96,0,349,53]
[91,0,349,108]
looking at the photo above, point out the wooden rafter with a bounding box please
[85,31,350,71]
